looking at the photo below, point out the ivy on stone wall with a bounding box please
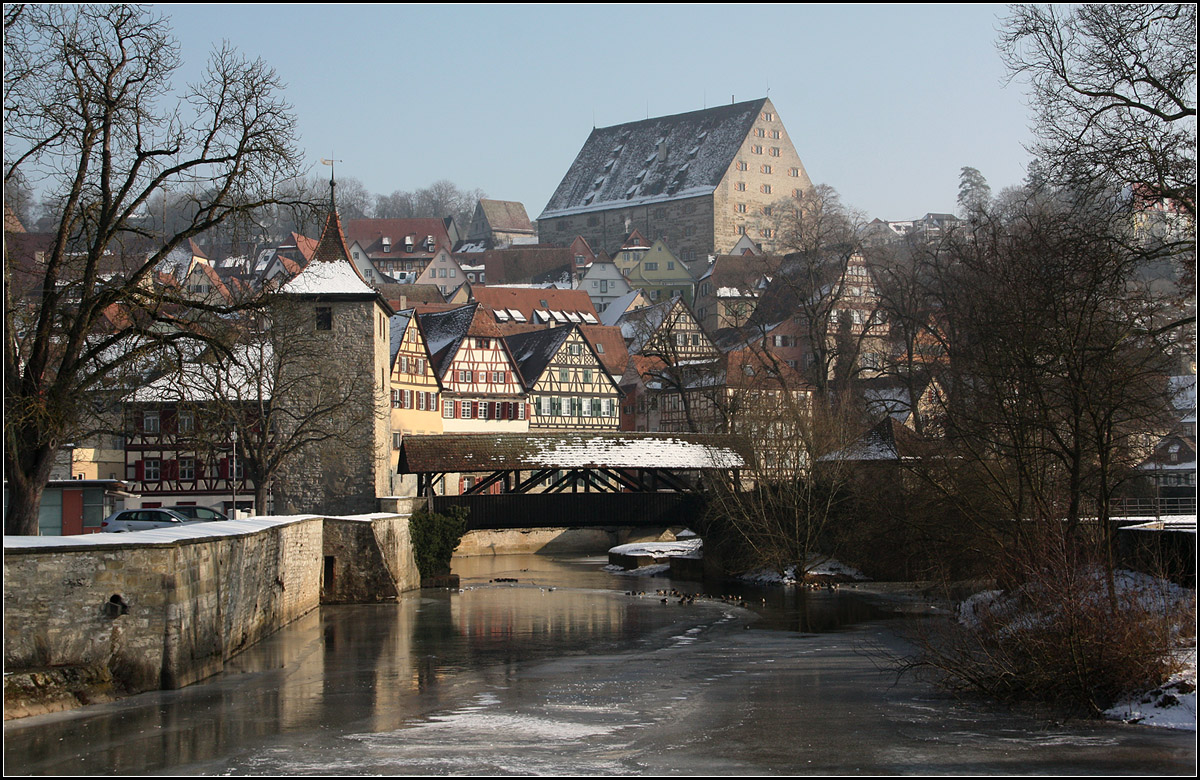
[410,506,468,577]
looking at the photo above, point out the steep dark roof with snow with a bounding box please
[539,98,768,220]
[504,326,574,390]
[416,303,478,379]
[389,308,415,367]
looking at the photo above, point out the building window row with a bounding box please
[398,356,428,375]
[443,400,526,420]
[537,396,616,418]
[132,457,240,483]
[392,389,438,410]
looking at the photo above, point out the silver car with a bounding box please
[166,505,229,523]
[100,508,192,532]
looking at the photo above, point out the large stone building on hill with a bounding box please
[538,98,813,261]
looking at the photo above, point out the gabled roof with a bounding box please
[616,297,681,353]
[477,199,535,234]
[389,308,416,368]
[504,326,574,389]
[416,303,479,379]
[185,262,232,302]
[700,254,770,294]
[619,229,650,250]
[380,282,446,311]
[822,417,926,463]
[600,289,649,326]
[540,98,769,220]
[579,324,631,378]
[293,232,319,264]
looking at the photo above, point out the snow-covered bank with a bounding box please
[739,557,869,585]
[1105,648,1197,731]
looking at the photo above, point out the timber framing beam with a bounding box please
[414,465,704,496]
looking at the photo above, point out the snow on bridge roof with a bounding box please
[397,432,753,473]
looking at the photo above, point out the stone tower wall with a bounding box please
[273,298,392,516]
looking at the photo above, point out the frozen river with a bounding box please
[4,553,1195,775]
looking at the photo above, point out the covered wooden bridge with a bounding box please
[397,432,754,530]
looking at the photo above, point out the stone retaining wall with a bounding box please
[455,526,680,556]
[4,512,420,719]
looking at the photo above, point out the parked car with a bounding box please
[100,508,193,532]
[166,505,229,523]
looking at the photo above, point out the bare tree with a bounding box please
[374,189,417,220]
[864,238,944,437]
[931,189,1183,597]
[4,5,304,534]
[758,185,884,398]
[313,175,372,220]
[415,179,486,227]
[620,299,722,433]
[703,385,860,579]
[999,4,1196,217]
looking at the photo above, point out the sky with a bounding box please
[158,3,1037,222]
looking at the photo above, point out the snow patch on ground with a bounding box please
[608,539,702,558]
[1105,648,1197,731]
[740,557,870,584]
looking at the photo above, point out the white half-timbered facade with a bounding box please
[419,303,529,434]
[506,325,622,431]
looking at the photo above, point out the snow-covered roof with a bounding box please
[539,99,769,221]
[398,432,753,473]
[600,289,646,326]
[416,303,479,378]
[126,344,274,403]
[279,253,376,296]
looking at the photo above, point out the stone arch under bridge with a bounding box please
[396,432,753,531]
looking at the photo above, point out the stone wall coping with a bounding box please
[1,514,410,553]
[4,513,416,554]
[322,512,412,523]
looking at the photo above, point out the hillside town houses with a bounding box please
[6,97,1194,531]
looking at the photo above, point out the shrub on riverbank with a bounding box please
[410,506,468,578]
[901,528,1195,717]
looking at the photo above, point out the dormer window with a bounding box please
[382,236,391,253]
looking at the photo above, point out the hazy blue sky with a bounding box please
[161,3,1036,222]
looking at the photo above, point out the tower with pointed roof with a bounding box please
[273,178,397,514]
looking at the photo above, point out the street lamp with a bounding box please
[230,429,238,519]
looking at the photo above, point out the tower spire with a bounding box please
[320,157,342,213]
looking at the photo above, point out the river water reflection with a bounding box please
[4,553,1195,775]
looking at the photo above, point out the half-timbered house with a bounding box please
[506,324,622,432]
[123,369,255,514]
[418,303,529,434]
[389,308,444,442]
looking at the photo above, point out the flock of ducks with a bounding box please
[614,588,767,609]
